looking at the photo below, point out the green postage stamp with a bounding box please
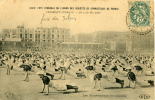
[129,1,150,26]
[126,0,153,35]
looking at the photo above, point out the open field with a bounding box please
[0,67,154,100]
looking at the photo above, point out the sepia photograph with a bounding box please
[0,0,154,100]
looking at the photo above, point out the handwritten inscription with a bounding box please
[40,13,76,24]
[63,14,76,21]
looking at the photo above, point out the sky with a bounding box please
[0,0,153,34]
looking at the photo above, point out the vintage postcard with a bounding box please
[0,0,154,100]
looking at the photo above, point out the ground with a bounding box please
[0,67,154,100]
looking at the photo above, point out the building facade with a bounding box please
[0,25,70,50]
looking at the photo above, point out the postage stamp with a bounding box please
[126,0,154,35]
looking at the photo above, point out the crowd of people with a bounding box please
[0,49,154,94]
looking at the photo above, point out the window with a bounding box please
[38,34,40,38]
[30,34,32,38]
[25,34,27,38]
[35,34,37,38]
[52,34,54,39]
[43,34,45,39]
[52,40,54,43]
[20,34,22,38]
